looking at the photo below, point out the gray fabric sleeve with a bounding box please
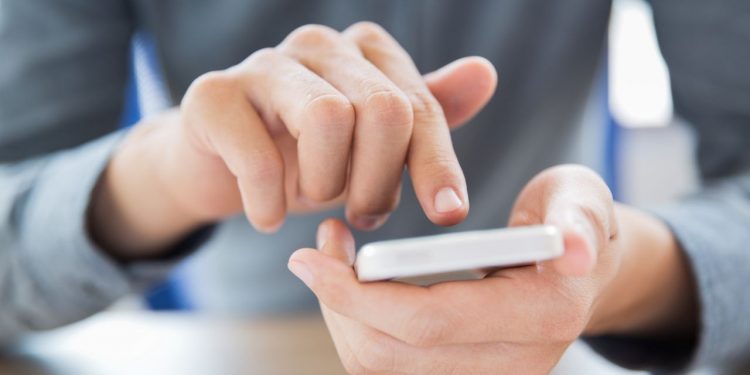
[653,183,750,371]
[0,133,132,345]
[586,0,750,373]
[587,180,750,373]
[0,0,135,343]
[0,0,209,343]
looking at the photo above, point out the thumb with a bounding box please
[287,218,358,295]
[315,218,356,266]
[510,165,613,276]
[425,56,498,129]
[545,207,599,277]
[288,218,355,272]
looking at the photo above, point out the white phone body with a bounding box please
[355,225,564,282]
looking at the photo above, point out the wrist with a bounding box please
[585,204,697,338]
[89,112,208,260]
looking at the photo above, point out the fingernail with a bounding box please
[434,187,463,213]
[316,224,329,249]
[351,214,387,230]
[288,261,314,288]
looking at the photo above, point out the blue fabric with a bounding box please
[601,52,621,201]
[119,57,141,129]
[120,34,192,311]
[144,267,193,310]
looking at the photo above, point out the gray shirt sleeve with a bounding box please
[587,0,750,372]
[0,133,132,344]
[0,0,185,344]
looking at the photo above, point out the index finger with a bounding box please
[343,22,469,226]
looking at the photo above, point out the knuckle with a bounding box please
[348,192,399,217]
[342,361,367,375]
[304,94,356,129]
[182,72,238,132]
[364,90,414,130]
[300,181,345,204]
[348,21,390,43]
[338,347,368,375]
[408,90,444,119]
[541,164,614,235]
[185,71,236,104]
[421,154,460,171]
[414,153,462,182]
[243,47,280,68]
[284,24,339,48]
[318,278,352,311]
[549,165,612,199]
[355,335,395,372]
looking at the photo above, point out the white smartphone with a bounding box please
[355,225,564,283]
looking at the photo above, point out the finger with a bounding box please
[279,25,413,230]
[322,306,412,375]
[232,49,356,203]
[288,245,435,345]
[289,232,589,346]
[544,208,599,277]
[182,71,285,232]
[424,56,498,129]
[316,218,356,266]
[324,304,555,374]
[320,306,372,375]
[343,22,469,226]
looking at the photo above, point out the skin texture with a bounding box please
[88,22,497,259]
[289,165,697,375]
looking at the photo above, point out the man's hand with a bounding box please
[289,165,697,374]
[89,22,497,259]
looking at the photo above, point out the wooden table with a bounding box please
[0,312,346,375]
